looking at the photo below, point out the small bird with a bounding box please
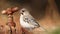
[20,8,47,31]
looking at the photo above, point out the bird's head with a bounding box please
[20,8,30,15]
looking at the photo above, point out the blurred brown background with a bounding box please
[0,0,60,34]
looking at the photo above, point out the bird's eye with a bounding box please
[22,10,24,12]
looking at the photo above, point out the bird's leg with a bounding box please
[21,27,32,34]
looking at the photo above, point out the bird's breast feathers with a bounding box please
[20,14,40,30]
[20,15,35,28]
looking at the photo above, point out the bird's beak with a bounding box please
[20,12,23,15]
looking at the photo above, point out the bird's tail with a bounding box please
[39,25,48,32]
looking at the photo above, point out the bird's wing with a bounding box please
[23,15,40,27]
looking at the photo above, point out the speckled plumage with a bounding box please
[20,8,40,30]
